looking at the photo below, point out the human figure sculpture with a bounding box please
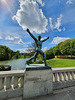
[26,28,51,68]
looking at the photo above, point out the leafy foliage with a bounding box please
[0,45,14,61]
[45,48,54,59]
[53,38,75,56]
[0,45,21,60]
[0,38,75,61]
[0,65,4,71]
[32,59,44,64]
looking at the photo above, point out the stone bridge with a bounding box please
[0,65,75,100]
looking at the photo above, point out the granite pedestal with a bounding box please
[23,64,53,99]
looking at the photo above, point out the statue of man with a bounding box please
[26,28,51,68]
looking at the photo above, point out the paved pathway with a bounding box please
[25,86,75,100]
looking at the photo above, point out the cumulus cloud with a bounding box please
[41,37,47,41]
[5,36,19,41]
[55,14,63,32]
[49,14,64,32]
[36,0,45,6]
[51,37,70,44]
[5,36,14,41]
[5,36,29,46]
[42,47,48,52]
[17,39,25,44]
[13,0,48,34]
[15,36,19,39]
[66,0,73,5]
[0,36,3,39]
[18,46,48,53]
[17,39,31,45]
[49,17,54,30]
[16,48,28,53]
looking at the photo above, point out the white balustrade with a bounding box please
[53,67,75,82]
[0,67,75,93]
[20,76,24,88]
[63,72,67,81]
[0,70,24,91]
[53,67,75,90]
[54,73,58,82]
[72,72,74,80]
[6,76,12,89]
[59,72,62,81]
[67,72,70,80]
[14,76,18,88]
[0,77,4,90]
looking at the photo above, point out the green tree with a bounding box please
[45,48,54,59]
[53,38,75,56]
[0,45,14,61]
[15,50,20,59]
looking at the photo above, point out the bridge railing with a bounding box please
[0,67,75,91]
[0,67,75,100]
[0,70,24,91]
[52,67,75,90]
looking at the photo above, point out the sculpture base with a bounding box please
[23,64,53,99]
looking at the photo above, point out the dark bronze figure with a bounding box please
[26,28,51,68]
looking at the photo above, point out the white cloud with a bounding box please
[41,37,47,40]
[66,0,73,4]
[13,0,48,34]
[49,17,54,30]
[36,0,45,6]
[16,48,28,53]
[18,46,48,53]
[0,36,3,39]
[15,36,19,39]
[5,36,14,41]
[42,47,48,52]
[51,37,70,44]
[5,36,29,46]
[17,39,25,44]
[55,14,63,32]
[17,39,31,45]
[5,36,20,41]
[49,14,64,32]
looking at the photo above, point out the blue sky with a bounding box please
[0,0,75,52]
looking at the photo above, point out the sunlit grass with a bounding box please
[47,58,75,68]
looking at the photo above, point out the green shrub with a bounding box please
[45,48,54,60]
[0,65,4,71]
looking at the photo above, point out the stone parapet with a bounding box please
[23,64,53,99]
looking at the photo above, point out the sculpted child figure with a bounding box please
[26,28,51,68]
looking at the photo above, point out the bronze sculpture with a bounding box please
[26,28,51,68]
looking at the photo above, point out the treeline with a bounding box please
[53,38,75,56]
[45,38,75,60]
[0,45,34,61]
[0,38,75,61]
[16,38,75,60]
[0,45,15,61]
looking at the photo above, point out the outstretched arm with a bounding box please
[42,37,49,42]
[26,29,37,41]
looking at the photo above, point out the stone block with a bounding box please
[23,64,53,99]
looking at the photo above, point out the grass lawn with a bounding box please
[46,58,75,68]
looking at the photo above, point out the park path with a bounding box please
[25,86,75,100]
